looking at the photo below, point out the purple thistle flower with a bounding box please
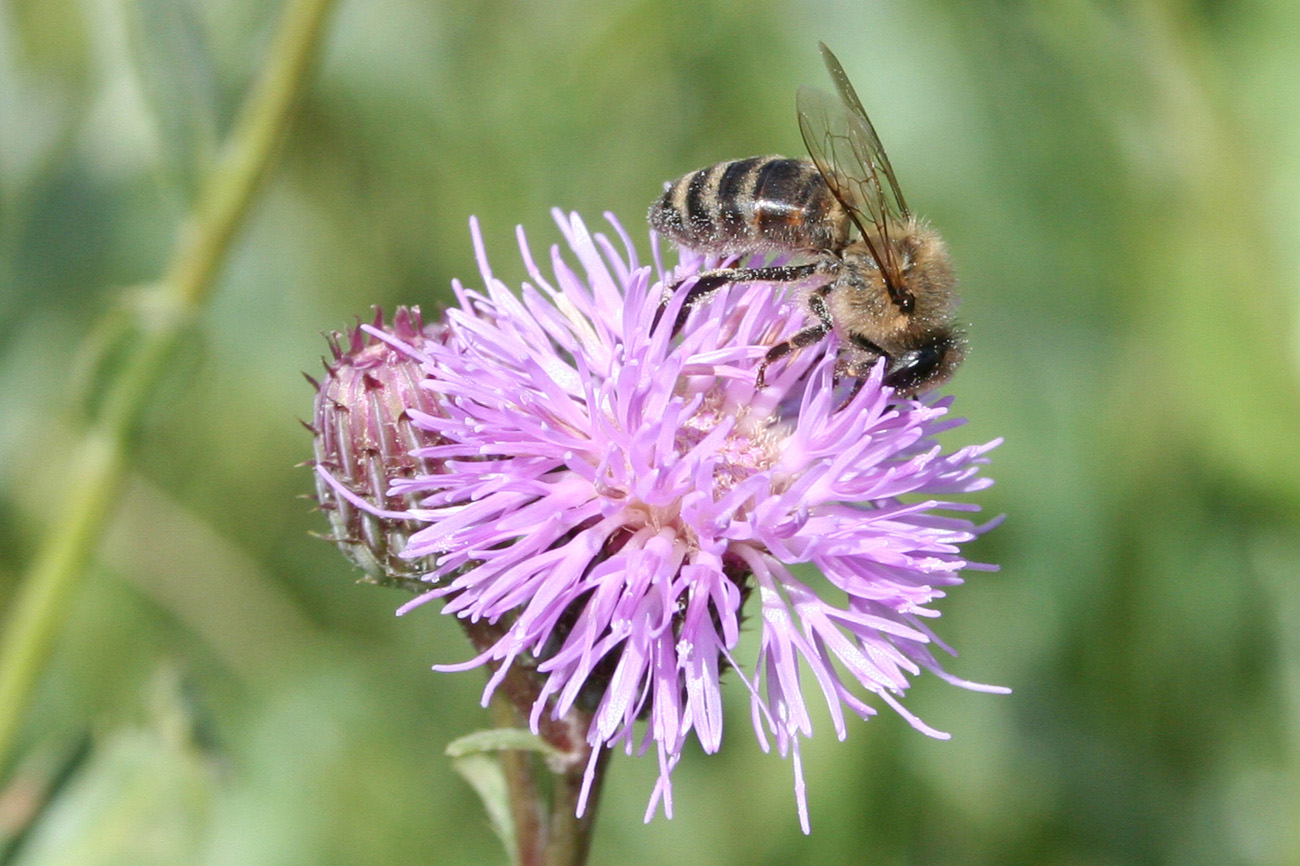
[317,210,1004,832]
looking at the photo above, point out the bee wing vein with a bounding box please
[797,44,912,288]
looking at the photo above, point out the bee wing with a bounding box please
[797,44,911,289]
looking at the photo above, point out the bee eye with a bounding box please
[884,338,952,393]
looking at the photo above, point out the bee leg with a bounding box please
[834,357,876,407]
[653,271,737,335]
[833,334,890,402]
[655,263,821,335]
[755,285,833,388]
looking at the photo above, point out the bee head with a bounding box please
[883,330,966,396]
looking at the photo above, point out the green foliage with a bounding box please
[2,1,1299,864]
[5,669,216,866]
[120,0,221,201]
[448,752,515,863]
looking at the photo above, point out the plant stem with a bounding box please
[0,0,338,777]
[489,692,545,866]
[464,622,607,866]
[545,746,608,866]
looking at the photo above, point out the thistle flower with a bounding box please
[315,210,1004,832]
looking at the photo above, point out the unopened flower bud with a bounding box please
[309,307,446,592]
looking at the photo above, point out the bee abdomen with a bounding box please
[649,156,847,256]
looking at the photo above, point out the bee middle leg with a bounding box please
[755,285,834,388]
[654,263,821,335]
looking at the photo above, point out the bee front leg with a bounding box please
[655,263,821,335]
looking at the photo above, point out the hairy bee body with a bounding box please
[648,44,966,397]
[649,156,849,256]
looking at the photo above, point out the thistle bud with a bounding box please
[309,307,446,592]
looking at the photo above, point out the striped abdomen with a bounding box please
[649,156,849,256]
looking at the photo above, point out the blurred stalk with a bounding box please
[0,0,338,775]
[464,623,607,866]
[545,747,607,866]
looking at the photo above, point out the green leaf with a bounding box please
[120,0,220,200]
[445,727,561,760]
[449,754,515,864]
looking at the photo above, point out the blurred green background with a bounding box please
[3,0,1299,863]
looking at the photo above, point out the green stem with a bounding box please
[545,746,608,866]
[0,0,338,777]
[463,623,606,866]
[489,691,545,866]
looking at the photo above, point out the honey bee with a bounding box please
[648,43,964,396]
